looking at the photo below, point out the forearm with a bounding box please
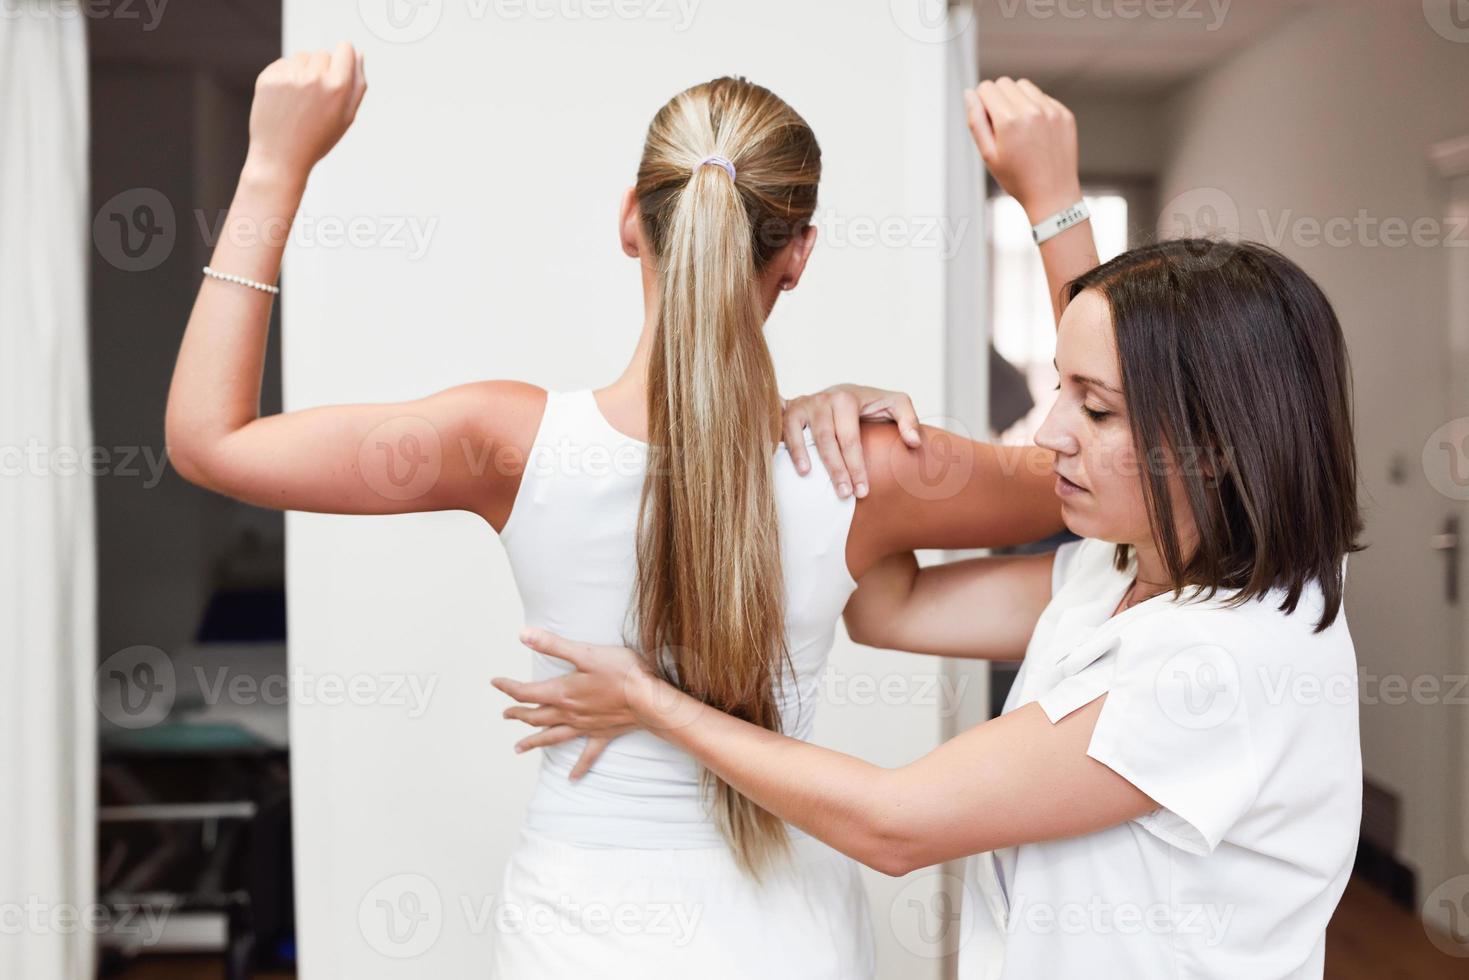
[629,676,910,875]
[846,550,1055,659]
[164,156,306,474]
[1023,184,1099,327]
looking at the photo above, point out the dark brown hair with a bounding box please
[1064,239,1364,632]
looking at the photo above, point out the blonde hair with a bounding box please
[632,76,821,879]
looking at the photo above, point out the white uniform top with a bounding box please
[499,388,859,848]
[959,537,1361,980]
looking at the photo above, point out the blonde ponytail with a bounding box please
[632,77,821,879]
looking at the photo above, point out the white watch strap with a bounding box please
[1031,200,1090,245]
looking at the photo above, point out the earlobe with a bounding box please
[782,224,819,291]
[619,187,641,258]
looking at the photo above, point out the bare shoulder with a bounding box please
[430,380,547,531]
[448,379,547,441]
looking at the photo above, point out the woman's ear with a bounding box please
[1201,439,1236,488]
[619,187,642,258]
[779,224,819,290]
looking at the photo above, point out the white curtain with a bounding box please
[0,4,96,978]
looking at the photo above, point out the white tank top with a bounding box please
[499,388,859,848]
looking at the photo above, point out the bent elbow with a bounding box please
[163,407,219,489]
[163,428,211,489]
[851,787,924,878]
[842,609,886,650]
[865,848,919,879]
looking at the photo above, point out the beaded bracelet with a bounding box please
[202,265,280,294]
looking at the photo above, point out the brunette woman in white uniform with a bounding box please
[506,234,1366,978]
[496,92,1365,980]
[163,45,1093,978]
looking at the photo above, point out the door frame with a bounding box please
[1428,133,1469,869]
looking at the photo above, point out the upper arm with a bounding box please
[843,550,1055,660]
[170,379,545,526]
[876,696,1159,872]
[845,422,1064,579]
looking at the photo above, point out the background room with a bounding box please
[5,0,1468,977]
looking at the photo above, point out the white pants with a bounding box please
[489,828,875,979]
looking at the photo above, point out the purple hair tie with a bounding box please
[694,155,737,182]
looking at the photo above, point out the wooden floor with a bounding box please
[1324,879,1468,979]
[108,878,1466,979]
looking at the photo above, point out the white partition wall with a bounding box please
[282,2,970,975]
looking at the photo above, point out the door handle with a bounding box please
[1431,515,1460,605]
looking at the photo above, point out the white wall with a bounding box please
[282,1,965,975]
[1067,93,1166,180]
[1155,0,1469,930]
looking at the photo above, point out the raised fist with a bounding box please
[964,77,1080,223]
[247,41,368,180]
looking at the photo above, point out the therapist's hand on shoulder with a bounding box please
[964,77,1081,224]
[781,384,921,500]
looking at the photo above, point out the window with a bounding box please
[988,191,1131,446]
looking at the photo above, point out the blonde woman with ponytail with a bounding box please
[167,43,1087,977]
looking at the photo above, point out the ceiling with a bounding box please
[974,0,1320,96]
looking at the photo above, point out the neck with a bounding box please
[606,258,663,399]
[610,313,659,395]
[605,254,786,443]
[1129,542,1174,592]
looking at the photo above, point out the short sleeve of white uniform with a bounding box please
[1035,563,1261,857]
